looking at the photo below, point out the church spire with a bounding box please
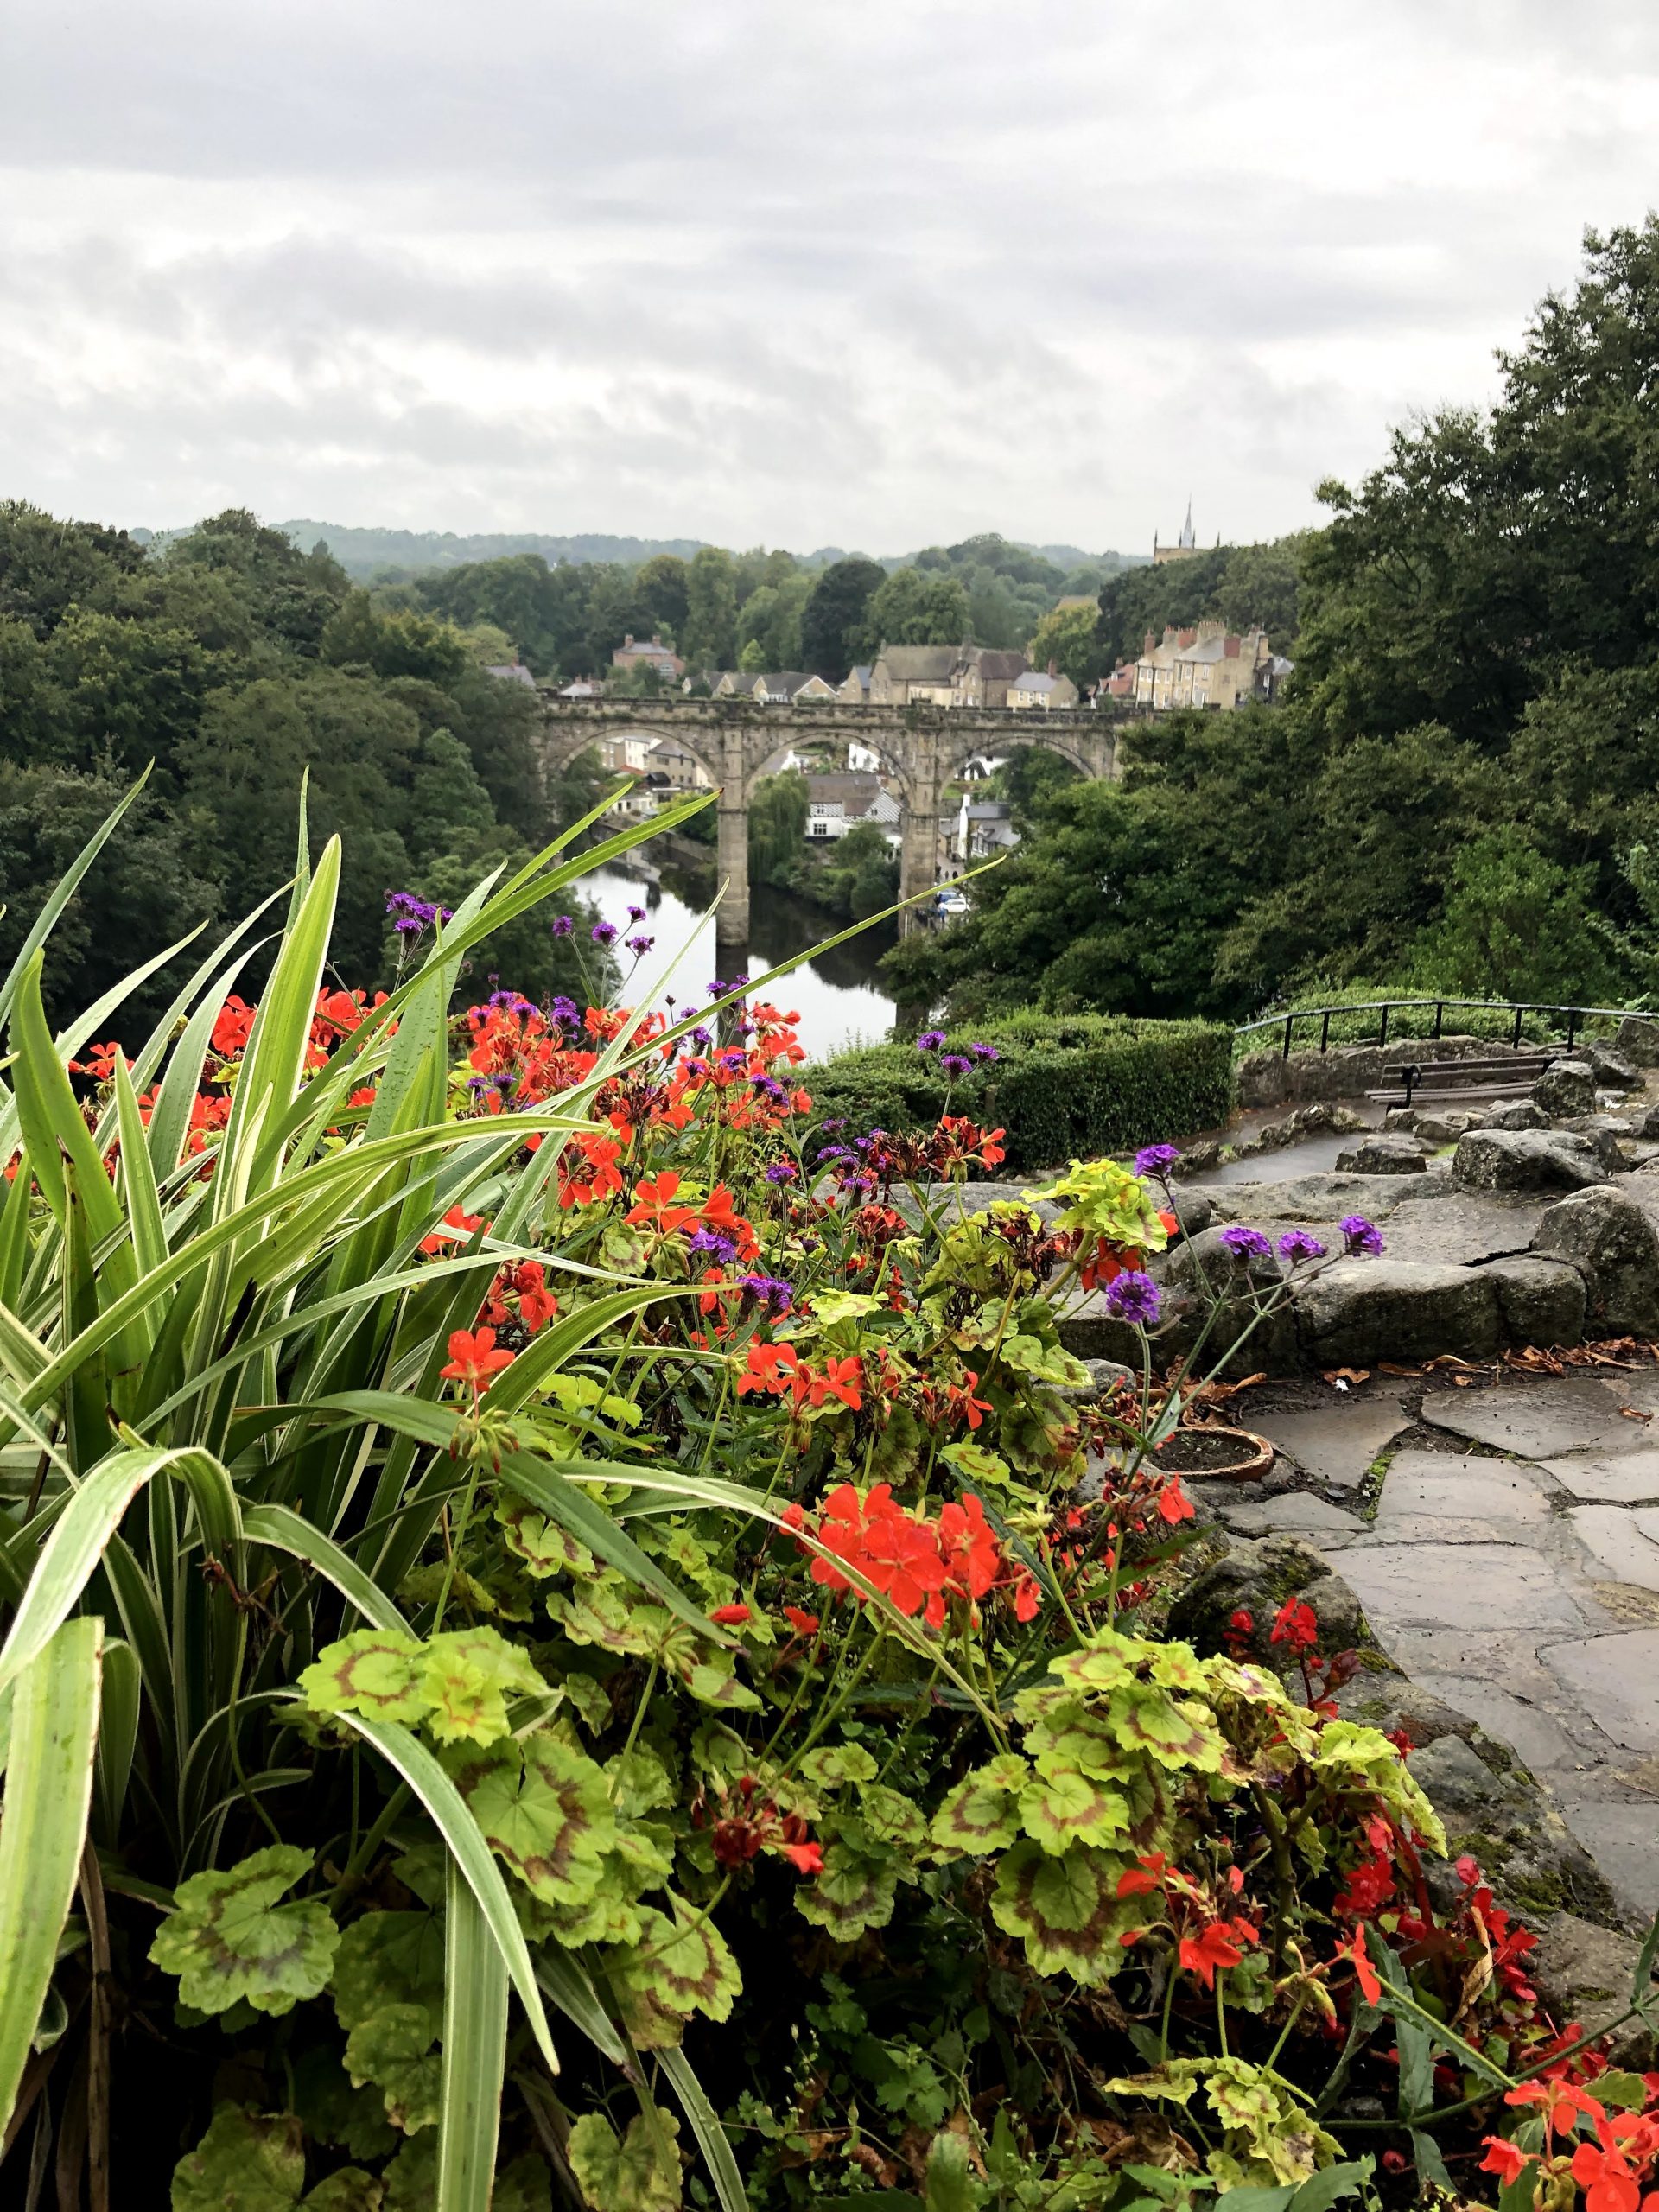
[1179,497,1195,550]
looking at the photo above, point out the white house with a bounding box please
[806,773,903,848]
[956,796,1019,861]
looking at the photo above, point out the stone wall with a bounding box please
[1237,1034,1545,1110]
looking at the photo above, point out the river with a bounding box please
[572,860,898,1059]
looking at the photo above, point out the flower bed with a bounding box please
[0,810,1655,2212]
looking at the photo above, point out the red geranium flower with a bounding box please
[441,1327,515,1388]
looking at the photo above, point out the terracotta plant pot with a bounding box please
[1150,1426,1274,1481]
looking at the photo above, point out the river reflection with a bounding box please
[572,861,897,1059]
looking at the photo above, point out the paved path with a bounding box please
[1211,1374,1659,1923]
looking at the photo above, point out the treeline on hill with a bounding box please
[884,219,1659,1029]
[384,533,1138,687]
[0,507,616,1032]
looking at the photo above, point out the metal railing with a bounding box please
[1234,996,1659,1062]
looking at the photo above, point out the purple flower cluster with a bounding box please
[486,988,534,1012]
[738,1273,794,1316]
[385,891,454,938]
[1277,1230,1327,1264]
[970,1040,999,1063]
[1338,1213,1384,1256]
[1135,1143,1183,1179]
[550,914,575,938]
[687,1227,739,1266]
[940,1053,973,1078]
[751,1073,789,1104]
[764,1160,798,1185]
[917,1030,946,1052]
[627,904,646,924]
[625,933,655,957]
[550,995,580,1027]
[1104,1270,1161,1325]
[1218,1225,1274,1262]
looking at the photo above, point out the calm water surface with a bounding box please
[573,861,897,1059]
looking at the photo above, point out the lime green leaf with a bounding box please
[150,1845,339,2017]
[990,1842,1141,1985]
[0,1617,102,2139]
[300,1630,426,1726]
[861,1785,926,1847]
[794,1842,899,1942]
[611,1901,742,2048]
[331,1910,445,2032]
[445,1735,614,1905]
[345,2005,442,2134]
[930,1755,1030,1855]
[798,1744,879,1789]
[1018,1770,1131,1854]
[299,1628,550,1750]
[170,2106,306,2212]
[1107,1684,1226,1772]
[568,2108,683,2212]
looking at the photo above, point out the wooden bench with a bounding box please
[1368,1052,1557,1109]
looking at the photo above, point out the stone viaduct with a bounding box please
[532,695,1133,945]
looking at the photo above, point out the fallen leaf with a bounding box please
[1377,1361,1425,1377]
[1452,1374,1472,1387]
[1323,1366,1370,1387]
[1619,1405,1653,1421]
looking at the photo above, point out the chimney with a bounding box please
[1144,631,1157,655]
[1223,635,1241,658]
[622,633,634,649]
[1177,627,1197,649]
[1046,657,1058,677]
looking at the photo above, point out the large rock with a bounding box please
[1452,1128,1609,1193]
[1586,1042,1642,1090]
[1615,1014,1659,1069]
[1293,1259,1503,1365]
[1529,1913,1656,2063]
[1334,1132,1430,1175]
[1478,1098,1549,1131]
[1414,1109,1479,1145]
[1407,1733,1619,1927]
[1533,1058,1598,1116]
[1531,1185,1659,1336]
[1161,1229,1299,1372]
[1164,1185,1215,1239]
[1559,1114,1636,1167]
[1166,1535,1365,1675]
[1473,1255,1587,1348]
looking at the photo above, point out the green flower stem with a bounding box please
[327,1781,411,1906]
[610,1661,660,1799]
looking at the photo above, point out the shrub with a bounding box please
[806,1013,1234,1172]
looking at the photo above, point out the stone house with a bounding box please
[484,661,537,689]
[643,737,714,799]
[805,773,902,846]
[710,670,837,703]
[612,633,685,680]
[955,797,1019,860]
[838,664,874,704]
[1132,620,1272,710]
[868,644,1031,708]
[1007,670,1081,710]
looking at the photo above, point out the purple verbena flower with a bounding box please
[625,933,655,957]
[1135,1143,1183,1179]
[1339,1213,1385,1257]
[1104,1270,1162,1325]
[822,1118,847,1134]
[707,979,727,1000]
[690,1026,713,1050]
[817,1145,852,1162]
[765,1160,798,1185]
[1277,1230,1327,1264]
[917,1030,945,1052]
[687,1227,739,1266]
[627,904,646,923]
[738,1273,794,1316]
[751,1073,788,1103]
[550,995,579,1027]
[939,1052,972,1077]
[1218,1224,1273,1262]
[969,1041,999,1062]
[591,921,618,946]
[550,914,574,938]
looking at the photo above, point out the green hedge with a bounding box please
[805,1014,1233,1173]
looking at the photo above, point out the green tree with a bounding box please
[681,547,739,670]
[1410,830,1614,1002]
[748,770,809,888]
[634,553,690,641]
[801,556,886,677]
[860,568,971,653]
[321,592,471,684]
[1024,604,1107,692]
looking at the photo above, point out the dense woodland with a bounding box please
[887,221,1659,1029]
[0,509,613,1031]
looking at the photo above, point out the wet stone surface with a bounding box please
[1231,1370,1659,1922]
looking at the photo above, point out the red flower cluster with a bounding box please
[735,1342,863,1411]
[441,1326,515,1389]
[482,1259,558,1335]
[1482,2074,1659,2212]
[1116,1853,1262,1991]
[690,1772,823,1876]
[786,1482,1009,1630]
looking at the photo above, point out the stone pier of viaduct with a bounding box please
[533,695,1133,944]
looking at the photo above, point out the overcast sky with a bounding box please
[5,0,1659,556]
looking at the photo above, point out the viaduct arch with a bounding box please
[532,696,1132,946]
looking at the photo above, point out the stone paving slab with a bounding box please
[1541,1447,1659,1503]
[1548,1801,1659,1920]
[1369,1194,1549,1268]
[1541,1630,1659,1751]
[1372,1449,1555,1531]
[1421,1376,1643,1459]
[1408,1672,1592,1774]
[1567,1507,1659,1592]
[1218,1493,1366,1541]
[1248,1396,1408,1489]
[1339,1541,1592,1633]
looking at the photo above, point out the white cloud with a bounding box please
[3,0,1658,550]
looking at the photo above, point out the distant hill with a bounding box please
[137,521,1149,584]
